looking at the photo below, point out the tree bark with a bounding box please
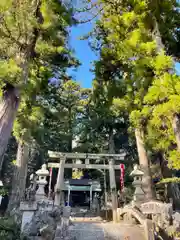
[151,17,165,51]
[8,140,29,210]
[1,137,17,186]
[109,128,116,154]
[0,86,20,171]
[172,114,180,151]
[158,152,180,208]
[68,107,73,152]
[135,128,155,200]
[27,141,39,178]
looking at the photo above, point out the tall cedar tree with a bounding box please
[87,0,180,199]
[0,0,77,169]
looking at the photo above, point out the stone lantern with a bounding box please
[130,164,145,204]
[36,164,49,200]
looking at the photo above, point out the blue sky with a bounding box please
[69,23,180,89]
[176,63,180,74]
[69,22,97,88]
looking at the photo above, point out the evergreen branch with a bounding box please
[75,2,99,13]
[0,223,15,233]
[157,177,180,184]
[77,10,102,24]
[0,21,24,49]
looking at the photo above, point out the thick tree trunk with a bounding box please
[152,18,165,51]
[1,136,17,186]
[0,0,41,175]
[135,128,155,200]
[109,129,115,154]
[27,141,39,176]
[8,140,29,210]
[0,86,20,170]
[172,114,180,151]
[158,152,173,202]
[158,152,180,208]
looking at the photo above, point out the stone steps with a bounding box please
[70,216,103,222]
[67,222,145,240]
[56,206,146,240]
[68,222,105,240]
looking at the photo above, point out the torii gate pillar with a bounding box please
[109,158,118,222]
[54,157,65,206]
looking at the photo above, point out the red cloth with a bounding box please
[120,164,125,191]
[49,168,52,176]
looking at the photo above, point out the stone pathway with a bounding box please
[103,222,145,240]
[68,220,145,240]
[68,222,104,240]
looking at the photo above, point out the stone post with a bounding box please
[90,183,93,210]
[55,157,65,206]
[130,165,145,205]
[20,202,37,233]
[36,164,49,200]
[109,158,118,222]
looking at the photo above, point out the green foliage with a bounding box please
[75,1,180,203]
[0,59,21,84]
[0,187,9,196]
[167,150,180,170]
[0,217,22,240]
[158,177,180,184]
[168,229,180,239]
[0,0,79,152]
[0,0,81,194]
[0,0,77,140]
[36,79,90,153]
[72,169,83,179]
[89,0,180,172]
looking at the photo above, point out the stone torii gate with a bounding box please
[48,151,126,222]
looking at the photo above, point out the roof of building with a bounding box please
[66,179,94,186]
